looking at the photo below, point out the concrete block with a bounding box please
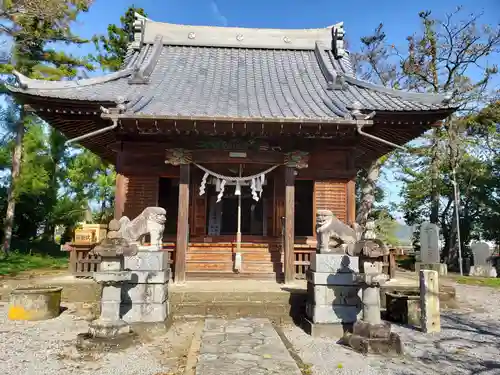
[129,269,171,284]
[305,302,362,324]
[124,251,169,271]
[120,301,169,323]
[469,265,497,278]
[306,271,357,286]
[302,318,350,339]
[122,283,168,304]
[307,283,362,306]
[415,262,447,276]
[310,254,359,273]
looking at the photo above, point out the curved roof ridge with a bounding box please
[342,75,453,105]
[12,68,134,90]
[139,14,345,51]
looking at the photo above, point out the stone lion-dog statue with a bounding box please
[118,207,167,249]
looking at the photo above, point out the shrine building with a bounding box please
[7,14,455,283]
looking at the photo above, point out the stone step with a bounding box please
[170,289,307,324]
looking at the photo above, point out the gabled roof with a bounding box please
[9,14,454,123]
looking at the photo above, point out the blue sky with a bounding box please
[11,0,500,221]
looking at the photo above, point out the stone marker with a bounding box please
[469,242,497,277]
[419,269,440,333]
[416,222,447,276]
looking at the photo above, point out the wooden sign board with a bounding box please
[73,229,96,245]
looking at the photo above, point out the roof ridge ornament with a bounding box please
[129,34,164,84]
[331,23,346,59]
[314,42,346,90]
[131,12,150,50]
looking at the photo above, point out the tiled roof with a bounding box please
[8,15,454,122]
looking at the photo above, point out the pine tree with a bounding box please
[0,0,93,255]
[92,5,147,72]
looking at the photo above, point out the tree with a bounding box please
[92,5,147,72]
[353,24,401,228]
[395,8,500,267]
[0,0,93,255]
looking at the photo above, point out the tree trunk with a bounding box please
[2,109,25,255]
[356,159,381,227]
[430,128,440,224]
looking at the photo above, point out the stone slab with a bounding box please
[124,251,168,271]
[306,270,357,286]
[469,265,497,278]
[310,254,359,273]
[307,282,362,306]
[302,317,351,339]
[129,269,171,284]
[120,302,169,323]
[122,283,168,304]
[305,302,362,324]
[415,262,447,276]
[196,318,302,375]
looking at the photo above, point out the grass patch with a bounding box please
[0,251,68,276]
[456,276,500,288]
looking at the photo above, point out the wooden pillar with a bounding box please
[284,166,295,284]
[175,164,190,283]
[114,173,128,219]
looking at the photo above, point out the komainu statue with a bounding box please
[315,210,388,257]
[118,207,167,249]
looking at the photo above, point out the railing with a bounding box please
[64,243,100,277]
[292,247,398,280]
[64,242,176,278]
[294,248,316,279]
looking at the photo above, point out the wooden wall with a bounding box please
[118,148,356,232]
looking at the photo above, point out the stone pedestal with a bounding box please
[415,262,447,276]
[122,248,170,323]
[304,254,362,338]
[347,321,403,355]
[345,267,403,356]
[469,265,497,278]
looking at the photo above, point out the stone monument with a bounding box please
[469,242,497,278]
[88,219,138,339]
[304,210,363,338]
[415,222,447,276]
[118,207,170,323]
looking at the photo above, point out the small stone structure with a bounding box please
[88,220,138,339]
[385,291,420,327]
[7,286,63,321]
[346,262,403,355]
[415,222,447,276]
[469,242,497,278]
[419,269,441,333]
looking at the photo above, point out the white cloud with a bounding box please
[210,1,228,26]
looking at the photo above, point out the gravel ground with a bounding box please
[283,283,500,375]
[0,302,197,375]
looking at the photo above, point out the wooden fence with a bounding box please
[66,242,397,280]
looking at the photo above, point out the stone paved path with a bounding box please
[196,318,302,375]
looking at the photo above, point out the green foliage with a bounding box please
[91,5,147,72]
[0,251,67,276]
